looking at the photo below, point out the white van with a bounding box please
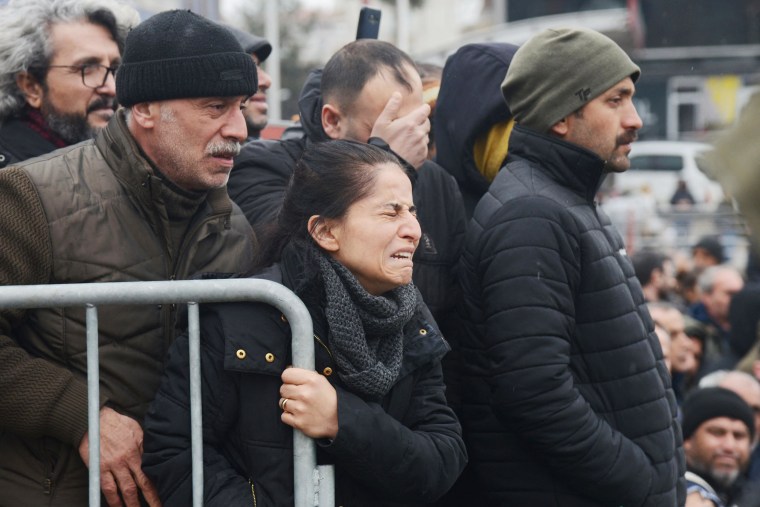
[611,140,725,210]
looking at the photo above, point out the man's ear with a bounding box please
[308,215,339,252]
[15,72,44,109]
[129,102,159,129]
[550,116,569,137]
[321,103,343,140]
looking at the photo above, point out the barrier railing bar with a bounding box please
[187,302,203,507]
[86,304,100,507]
[318,465,336,505]
[0,279,332,507]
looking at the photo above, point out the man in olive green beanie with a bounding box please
[502,27,640,136]
[457,26,685,506]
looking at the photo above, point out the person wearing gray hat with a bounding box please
[0,9,256,506]
[457,27,685,506]
[227,25,273,140]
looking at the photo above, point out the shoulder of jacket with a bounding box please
[232,139,302,182]
[415,160,465,207]
[418,160,458,184]
[239,138,303,163]
[482,182,571,225]
[202,279,292,377]
[685,471,721,502]
[203,266,285,326]
[398,313,448,378]
[15,141,100,172]
[0,166,46,219]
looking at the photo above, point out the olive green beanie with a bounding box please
[501,27,640,133]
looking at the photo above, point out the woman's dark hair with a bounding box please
[253,140,404,271]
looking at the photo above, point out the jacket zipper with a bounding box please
[43,439,56,496]
[144,177,176,352]
[313,333,333,359]
[167,210,226,350]
[248,478,257,507]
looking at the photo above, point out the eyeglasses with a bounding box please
[46,63,119,89]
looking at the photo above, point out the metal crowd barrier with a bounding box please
[0,279,335,507]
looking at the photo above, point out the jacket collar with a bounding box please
[0,115,60,167]
[509,124,608,203]
[96,109,155,191]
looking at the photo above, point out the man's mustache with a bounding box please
[206,140,241,158]
[618,131,638,146]
[87,97,116,114]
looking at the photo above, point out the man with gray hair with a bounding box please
[0,10,256,506]
[689,265,745,373]
[0,0,138,167]
[457,27,684,505]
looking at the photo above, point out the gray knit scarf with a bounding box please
[313,246,419,400]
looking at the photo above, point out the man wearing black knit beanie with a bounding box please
[682,387,754,507]
[0,9,256,507]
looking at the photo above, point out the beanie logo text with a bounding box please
[575,87,591,103]
[220,69,245,81]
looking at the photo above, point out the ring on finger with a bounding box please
[279,398,289,411]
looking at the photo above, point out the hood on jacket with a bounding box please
[434,43,518,199]
[297,68,330,143]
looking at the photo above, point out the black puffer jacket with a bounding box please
[457,125,685,506]
[228,69,467,328]
[142,249,467,506]
[0,116,60,168]
[433,43,517,217]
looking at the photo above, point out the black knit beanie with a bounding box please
[116,10,257,107]
[681,387,755,441]
[501,27,640,133]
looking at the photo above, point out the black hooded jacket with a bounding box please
[433,43,518,217]
[227,69,467,332]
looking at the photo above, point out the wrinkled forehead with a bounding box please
[350,162,415,210]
